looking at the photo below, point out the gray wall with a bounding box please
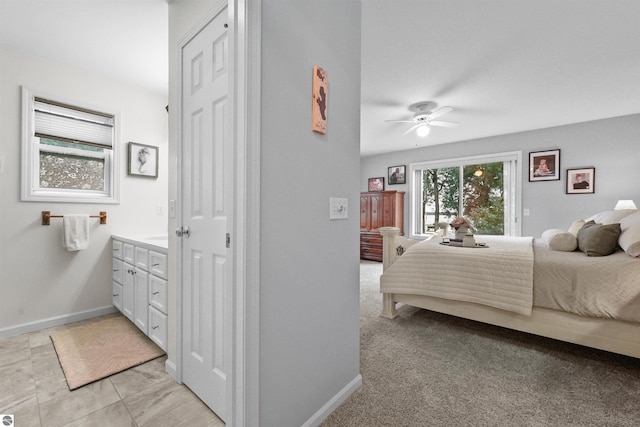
[260,1,362,426]
[361,114,640,238]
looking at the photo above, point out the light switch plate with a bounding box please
[330,198,348,220]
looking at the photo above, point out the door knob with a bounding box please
[175,226,191,238]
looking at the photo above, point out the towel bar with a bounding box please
[41,211,107,225]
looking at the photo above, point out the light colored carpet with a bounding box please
[50,315,165,390]
[321,261,640,426]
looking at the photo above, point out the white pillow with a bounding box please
[568,219,586,237]
[586,209,635,225]
[620,210,640,231]
[618,224,640,257]
[542,228,578,252]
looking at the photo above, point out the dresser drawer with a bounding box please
[360,245,383,262]
[360,234,382,245]
[149,251,167,279]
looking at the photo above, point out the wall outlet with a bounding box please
[330,197,348,220]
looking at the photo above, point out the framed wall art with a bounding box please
[128,142,158,178]
[388,165,406,185]
[368,177,384,192]
[312,65,328,134]
[529,149,560,181]
[566,167,595,194]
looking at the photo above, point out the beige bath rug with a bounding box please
[50,315,165,390]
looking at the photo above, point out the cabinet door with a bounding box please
[134,269,149,334]
[369,193,383,230]
[360,194,371,231]
[122,262,135,321]
[381,192,395,226]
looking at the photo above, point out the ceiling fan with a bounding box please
[385,101,458,137]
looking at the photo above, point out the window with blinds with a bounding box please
[21,87,120,203]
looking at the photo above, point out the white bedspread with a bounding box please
[380,236,535,315]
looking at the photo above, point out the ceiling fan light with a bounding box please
[416,124,430,137]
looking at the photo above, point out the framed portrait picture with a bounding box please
[388,165,406,185]
[128,142,158,178]
[368,177,384,192]
[566,168,595,194]
[529,149,560,181]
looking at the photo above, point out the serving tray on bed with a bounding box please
[440,240,488,248]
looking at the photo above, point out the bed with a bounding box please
[378,209,640,359]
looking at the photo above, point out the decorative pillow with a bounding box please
[577,221,621,256]
[567,219,586,237]
[541,229,578,252]
[620,210,640,231]
[618,224,640,257]
[586,209,635,225]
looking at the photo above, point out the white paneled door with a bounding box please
[180,5,231,422]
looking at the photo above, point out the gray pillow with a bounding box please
[577,221,621,256]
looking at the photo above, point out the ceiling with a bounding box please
[0,0,168,96]
[361,0,640,156]
[2,1,639,156]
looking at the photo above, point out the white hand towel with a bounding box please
[63,214,90,251]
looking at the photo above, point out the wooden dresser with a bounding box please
[360,190,404,262]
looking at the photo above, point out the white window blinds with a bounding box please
[34,97,115,149]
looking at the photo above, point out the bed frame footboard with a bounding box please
[379,227,422,319]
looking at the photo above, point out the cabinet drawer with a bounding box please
[148,306,168,352]
[112,258,123,284]
[135,246,149,271]
[123,243,135,265]
[112,240,123,260]
[149,275,168,314]
[149,251,167,279]
[112,281,123,311]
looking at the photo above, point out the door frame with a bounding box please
[175,1,261,426]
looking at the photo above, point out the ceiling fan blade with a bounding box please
[401,124,421,136]
[429,120,458,127]
[385,119,416,123]
[427,106,453,119]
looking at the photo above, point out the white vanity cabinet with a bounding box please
[112,236,168,351]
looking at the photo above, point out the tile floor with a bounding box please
[0,313,224,427]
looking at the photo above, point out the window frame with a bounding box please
[21,87,120,203]
[409,151,522,239]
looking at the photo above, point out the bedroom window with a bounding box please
[410,151,521,238]
[21,87,120,203]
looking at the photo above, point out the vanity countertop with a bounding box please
[112,234,168,252]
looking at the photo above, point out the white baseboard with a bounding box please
[165,359,179,382]
[0,305,118,339]
[302,374,363,427]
